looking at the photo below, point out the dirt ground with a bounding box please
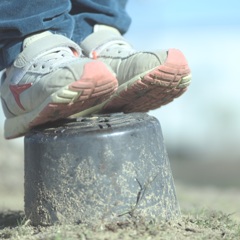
[1,136,240,239]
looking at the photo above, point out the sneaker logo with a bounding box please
[9,83,32,110]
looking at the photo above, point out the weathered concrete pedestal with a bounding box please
[24,112,180,226]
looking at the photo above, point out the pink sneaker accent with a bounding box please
[28,61,118,129]
[9,83,32,110]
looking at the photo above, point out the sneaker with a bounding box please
[0,31,118,139]
[80,25,191,114]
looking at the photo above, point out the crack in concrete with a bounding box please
[118,173,159,218]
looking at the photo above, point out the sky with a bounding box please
[125,0,240,160]
[1,0,240,161]
[126,0,240,27]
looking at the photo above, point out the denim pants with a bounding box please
[0,0,131,71]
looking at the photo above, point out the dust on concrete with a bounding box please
[23,114,180,226]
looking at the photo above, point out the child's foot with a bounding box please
[80,25,191,114]
[0,31,118,139]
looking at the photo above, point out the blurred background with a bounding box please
[0,0,240,211]
[125,0,240,188]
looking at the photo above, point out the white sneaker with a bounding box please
[1,31,118,139]
[80,25,191,113]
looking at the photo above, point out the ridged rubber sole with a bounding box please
[4,61,117,139]
[101,48,191,113]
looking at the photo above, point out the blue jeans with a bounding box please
[0,0,131,71]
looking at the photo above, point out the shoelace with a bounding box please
[90,40,135,59]
[31,47,79,71]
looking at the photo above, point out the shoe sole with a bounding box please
[75,48,191,117]
[4,61,118,139]
[101,48,191,113]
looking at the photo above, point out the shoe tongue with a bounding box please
[93,24,121,35]
[81,25,131,57]
[23,31,52,49]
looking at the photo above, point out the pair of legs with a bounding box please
[0,0,191,139]
[0,0,131,69]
